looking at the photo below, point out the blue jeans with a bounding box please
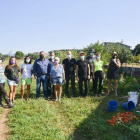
[36,75,48,98]
[47,79,54,97]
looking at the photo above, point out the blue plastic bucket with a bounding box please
[108,100,119,112]
[122,101,135,111]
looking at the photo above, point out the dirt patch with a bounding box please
[0,108,10,140]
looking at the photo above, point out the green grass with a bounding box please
[1,60,140,140]
[4,77,140,140]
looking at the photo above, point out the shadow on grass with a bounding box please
[15,93,36,99]
[71,94,140,140]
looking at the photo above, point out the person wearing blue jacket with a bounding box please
[33,51,51,100]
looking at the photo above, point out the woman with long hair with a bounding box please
[107,52,121,96]
[21,56,33,101]
[5,56,20,103]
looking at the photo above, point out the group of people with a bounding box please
[0,49,121,108]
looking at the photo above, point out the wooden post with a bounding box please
[122,71,124,78]
[131,71,132,77]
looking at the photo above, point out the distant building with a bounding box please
[103,42,131,49]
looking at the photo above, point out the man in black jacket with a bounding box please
[63,51,76,97]
[76,51,90,97]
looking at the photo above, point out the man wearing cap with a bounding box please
[47,52,55,97]
[86,49,96,91]
[62,51,76,97]
[76,52,90,97]
[33,51,51,100]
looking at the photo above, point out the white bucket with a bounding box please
[128,92,139,107]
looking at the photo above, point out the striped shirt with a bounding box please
[0,65,5,83]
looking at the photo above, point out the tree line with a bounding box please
[1,42,140,65]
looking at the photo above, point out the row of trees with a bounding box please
[1,42,140,65]
[82,42,133,65]
[0,51,39,61]
[50,41,136,65]
[0,53,9,60]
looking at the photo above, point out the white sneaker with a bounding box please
[8,102,14,108]
[55,98,58,101]
[12,99,16,103]
[58,98,61,101]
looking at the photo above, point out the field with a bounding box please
[0,60,140,140]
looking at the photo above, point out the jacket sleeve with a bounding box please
[47,62,51,76]
[50,66,53,76]
[33,60,37,76]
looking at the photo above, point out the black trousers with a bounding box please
[94,71,103,94]
[0,83,9,104]
[47,79,54,97]
[88,72,95,90]
[65,75,76,97]
[78,76,89,97]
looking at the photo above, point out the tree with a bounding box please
[83,41,104,55]
[46,41,133,65]
[15,51,24,59]
[2,55,9,60]
[118,49,133,66]
[104,43,133,66]
[83,41,111,64]
[132,44,140,56]
[0,53,2,57]
[28,53,38,60]
[134,54,140,63]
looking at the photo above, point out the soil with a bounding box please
[0,108,10,140]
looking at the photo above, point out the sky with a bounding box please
[0,0,140,54]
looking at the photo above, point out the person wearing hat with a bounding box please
[0,57,13,108]
[86,49,96,91]
[76,51,90,97]
[50,57,65,101]
[107,52,121,96]
[62,51,76,97]
[47,52,55,97]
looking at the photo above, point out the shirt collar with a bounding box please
[39,58,46,61]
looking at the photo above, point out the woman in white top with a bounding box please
[21,56,33,101]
